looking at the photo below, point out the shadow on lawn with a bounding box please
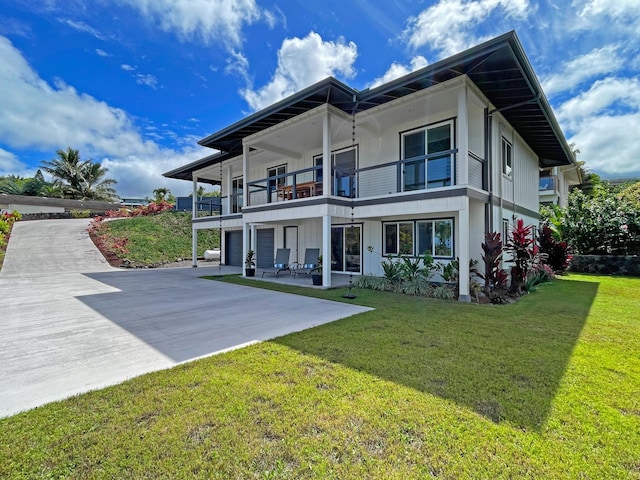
[275,278,599,431]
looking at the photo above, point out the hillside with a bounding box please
[90,211,219,267]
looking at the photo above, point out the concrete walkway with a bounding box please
[0,219,370,418]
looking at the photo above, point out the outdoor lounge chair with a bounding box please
[261,248,291,277]
[292,248,320,278]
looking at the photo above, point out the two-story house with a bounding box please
[164,31,575,301]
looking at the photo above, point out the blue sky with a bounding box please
[1,0,639,198]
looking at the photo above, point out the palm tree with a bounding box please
[41,147,118,201]
[153,187,171,202]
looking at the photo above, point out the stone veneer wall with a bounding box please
[570,255,640,276]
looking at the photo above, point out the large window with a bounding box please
[402,120,454,191]
[501,138,512,178]
[383,218,454,258]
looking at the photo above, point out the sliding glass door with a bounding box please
[331,225,361,273]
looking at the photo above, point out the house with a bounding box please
[164,31,574,301]
[539,165,582,207]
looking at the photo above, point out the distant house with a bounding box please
[120,198,148,208]
[539,166,582,207]
[164,31,575,301]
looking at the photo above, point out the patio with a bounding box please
[198,261,357,289]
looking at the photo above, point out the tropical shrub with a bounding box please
[563,189,640,255]
[504,218,537,293]
[538,225,571,273]
[479,231,508,295]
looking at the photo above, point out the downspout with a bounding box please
[484,107,492,233]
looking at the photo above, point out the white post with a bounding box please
[242,222,249,277]
[322,214,331,287]
[192,176,198,267]
[322,110,331,196]
[458,197,471,302]
[250,224,257,256]
[457,84,469,186]
[242,143,249,208]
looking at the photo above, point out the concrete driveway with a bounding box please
[0,219,369,418]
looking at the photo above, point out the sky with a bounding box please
[0,0,639,199]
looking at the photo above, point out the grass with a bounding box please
[1,274,639,478]
[98,211,219,265]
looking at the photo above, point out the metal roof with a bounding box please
[164,31,573,182]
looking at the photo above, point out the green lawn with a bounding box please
[1,274,639,479]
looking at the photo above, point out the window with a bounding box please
[402,120,454,191]
[502,138,512,178]
[231,177,243,213]
[384,218,454,258]
[502,219,510,243]
[267,164,287,192]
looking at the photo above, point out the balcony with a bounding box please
[539,175,558,193]
[245,149,486,207]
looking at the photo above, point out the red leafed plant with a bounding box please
[479,231,508,297]
[504,218,537,293]
[538,225,571,273]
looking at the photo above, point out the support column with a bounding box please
[192,176,198,267]
[457,85,469,186]
[242,221,249,277]
[250,224,257,256]
[458,197,471,302]
[242,143,249,208]
[322,214,331,287]
[322,110,331,196]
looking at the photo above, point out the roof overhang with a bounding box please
[165,30,573,183]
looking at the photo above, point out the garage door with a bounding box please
[225,231,242,266]
[256,228,275,269]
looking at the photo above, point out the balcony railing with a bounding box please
[539,175,558,193]
[245,149,487,207]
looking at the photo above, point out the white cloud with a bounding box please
[557,77,640,129]
[403,0,531,56]
[0,35,206,197]
[225,49,250,82]
[368,56,428,89]
[95,49,111,57]
[569,113,640,175]
[134,73,158,89]
[0,147,26,174]
[116,0,263,47]
[577,0,640,20]
[120,64,136,71]
[557,77,640,176]
[58,18,105,40]
[241,32,358,111]
[542,45,623,96]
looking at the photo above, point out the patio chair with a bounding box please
[261,248,291,277]
[292,248,320,278]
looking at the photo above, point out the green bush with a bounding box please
[71,209,91,218]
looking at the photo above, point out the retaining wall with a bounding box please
[570,255,640,276]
